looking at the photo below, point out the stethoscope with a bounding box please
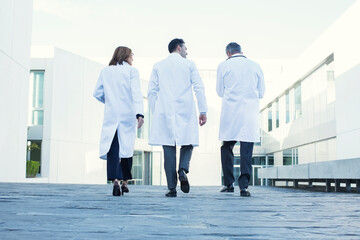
[227,55,247,60]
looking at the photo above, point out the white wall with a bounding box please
[296,0,360,160]
[336,63,360,159]
[191,106,222,186]
[0,0,33,182]
[41,48,106,184]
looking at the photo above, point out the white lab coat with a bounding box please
[93,62,144,159]
[216,54,265,142]
[148,53,207,146]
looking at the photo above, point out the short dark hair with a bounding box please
[226,42,241,55]
[168,38,185,53]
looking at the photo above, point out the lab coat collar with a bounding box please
[116,61,130,66]
[170,52,182,57]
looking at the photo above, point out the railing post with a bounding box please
[294,180,298,188]
[346,180,351,193]
[326,179,332,192]
[308,180,313,188]
[265,156,269,186]
[335,179,341,192]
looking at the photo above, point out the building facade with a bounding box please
[258,1,360,186]
[0,0,33,182]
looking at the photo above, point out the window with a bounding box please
[276,99,279,128]
[131,151,143,185]
[26,140,42,177]
[293,148,298,165]
[283,148,298,165]
[30,71,45,125]
[285,92,290,123]
[252,156,266,165]
[294,83,302,120]
[234,156,240,165]
[143,152,152,185]
[283,149,292,165]
[267,155,274,166]
[268,104,272,132]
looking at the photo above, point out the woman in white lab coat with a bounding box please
[93,46,144,196]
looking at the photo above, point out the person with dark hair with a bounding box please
[167,38,185,55]
[148,38,208,197]
[94,46,144,196]
[217,42,265,197]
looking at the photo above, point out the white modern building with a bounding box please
[0,0,33,182]
[258,1,360,191]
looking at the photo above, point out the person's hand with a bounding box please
[199,114,207,126]
[137,117,144,129]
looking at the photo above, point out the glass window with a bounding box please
[32,110,43,125]
[283,148,298,165]
[268,155,274,166]
[26,140,41,177]
[293,148,298,165]
[233,166,240,186]
[268,104,272,132]
[143,152,152,185]
[30,71,45,126]
[252,157,265,165]
[285,92,290,123]
[294,83,302,120]
[131,151,143,184]
[234,156,240,165]
[283,149,292,165]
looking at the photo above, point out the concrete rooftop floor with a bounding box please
[0,183,360,239]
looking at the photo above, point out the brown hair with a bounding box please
[109,46,132,66]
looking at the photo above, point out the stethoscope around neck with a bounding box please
[227,55,247,60]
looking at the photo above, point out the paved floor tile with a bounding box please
[0,183,360,239]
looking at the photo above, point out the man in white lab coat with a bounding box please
[148,38,208,197]
[217,42,265,197]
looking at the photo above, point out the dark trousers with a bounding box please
[107,131,133,181]
[221,141,254,190]
[163,145,193,190]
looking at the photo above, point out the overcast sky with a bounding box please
[32,0,356,66]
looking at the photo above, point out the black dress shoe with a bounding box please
[220,185,234,192]
[165,189,177,197]
[121,185,129,195]
[179,169,190,193]
[113,182,121,196]
[240,189,251,197]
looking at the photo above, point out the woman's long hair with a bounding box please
[109,46,132,66]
